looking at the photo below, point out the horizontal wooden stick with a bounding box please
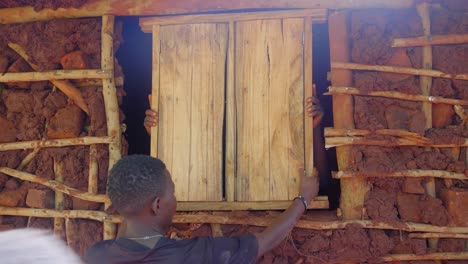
[0,69,111,82]
[176,197,329,211]
[409,233,468,239]
[0,206,122,223]
[0,0,415,25]
[324,128,429,142]
[0,136,113,152]
[172,214,468,233]
[333,170,467,180]
[0,167,109,203]
[74,76,124,88]
[332,62,468,81]
[393,33,468,47]
[325,136,468,148]
[326,86,468,106]
[140,9,326,31]
[1,207,467,234]
[380,252,468,261]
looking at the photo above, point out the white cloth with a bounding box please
[0,228,82,264]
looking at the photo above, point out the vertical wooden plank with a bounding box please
[151,25,161,158]
[236,20,270,201]
[303,17,314,192]
[329,11,369,220]
[53,159,64,238]
[236,19,304,201]
[270,18,304,201]
[101,14,118,240]
[225,21,236,202]
[159,24,226,201]
[160,25,192,201]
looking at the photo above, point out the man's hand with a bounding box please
[298,166,319,204]
[306,84,324,128]
[145,95,158,135]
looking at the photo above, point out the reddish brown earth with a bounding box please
[0,0,87,11]
[0,15,124,257]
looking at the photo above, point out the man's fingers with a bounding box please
[312,84,317,97]
[145,109,157,117]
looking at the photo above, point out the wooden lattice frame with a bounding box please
[328,3,468,261]
[0,15,121,240]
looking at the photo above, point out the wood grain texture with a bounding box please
[158,24,227,201]
[140,9,326,30]
[235,18,304,201]
[329,11,369,220]
[303,17,314,186]
[150,25,161,157]
[225,21,236,202]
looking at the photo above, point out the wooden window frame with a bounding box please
[141,9,328,210]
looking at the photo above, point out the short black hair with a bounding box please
[107,155,167,215]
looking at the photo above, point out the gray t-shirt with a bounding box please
[85,234,258,264]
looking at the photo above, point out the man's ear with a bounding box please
[151,197,161,215]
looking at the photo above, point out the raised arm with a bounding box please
[254,168,319,259]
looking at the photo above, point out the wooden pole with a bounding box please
[417,3,438,256]
[150,24,161,158]
[331,62,468,81]
[1,207,467,234]
[225,21,236,202]
[88,144,99,194]
[304,17,315,180]
[0,206,122,223]
[7,42,110,114]
[333,170,467,180]
[325,136,468,148]
[409,233,468,239]
[0,69,111,82]
[325,128,429,141]
[74,76,124,88]
[379,252,468,262]
[0,0,416,25]
[329,11,369,220]
[53,160,65,237]
[0,136,113,152]
[393,33,468,47]
[139,9,326,31]
[101,14,120,240]
[326,86,468,106]
[0,167,110,203]
[16,148,40,171]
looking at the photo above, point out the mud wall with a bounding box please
[0,17,126,256]
[347,5,468,227]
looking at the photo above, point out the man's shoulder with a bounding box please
[84,240,116,263]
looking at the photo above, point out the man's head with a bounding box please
[107,155,176,230]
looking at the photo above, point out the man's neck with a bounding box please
[118,218,165,248]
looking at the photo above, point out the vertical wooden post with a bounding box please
[88,144,98,194]
[329,11,369,220]
[150,24,161,158]
[101,14,119,240]
[225,21,236,202]
[211,223,223,237]
[417,3,439,259]
[304,17,314,178]
[53,160,64,237]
